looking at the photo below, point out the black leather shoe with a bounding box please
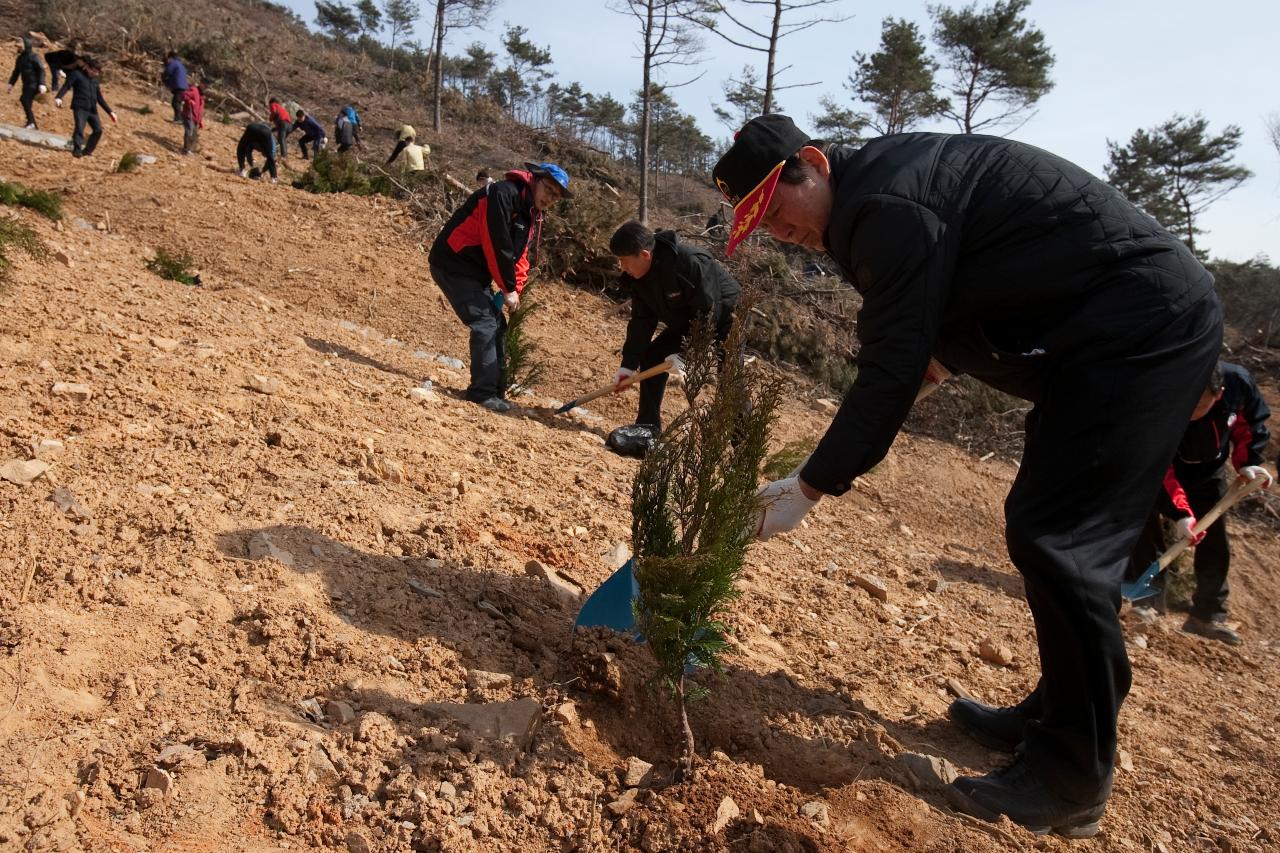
[947,756,1109,838]
[948,698,1031,752]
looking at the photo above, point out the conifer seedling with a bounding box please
[630,299,781,779]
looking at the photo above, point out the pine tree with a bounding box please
[354,0,382,37]
[1105,114,1252,257]
[315,1,360,41]
[382,0,420,68]
[502,286,546,397]
[810,95,868,144]
[850,17,946,135]
[930,0,1054,133]
[630,299,782,779]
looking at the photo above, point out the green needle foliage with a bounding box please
[0,216,49,283]
[146,248,199,285]
[630,296,781,778]
[502,284,546,396]
[0,179,63,220]
[115,151,143,173]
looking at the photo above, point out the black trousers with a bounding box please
[71,109,103,156]
[431,265,506,402]
[1003,292,1221,802]
[20,87,38,126]
[634,305,736,429]
[298,132,324,159]
[1129,472,1232,621]
[170,88,184,121]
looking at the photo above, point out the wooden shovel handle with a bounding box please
[1156,474,1264,571]
[565,360,674,411]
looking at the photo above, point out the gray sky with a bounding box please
[287,0,1280,262]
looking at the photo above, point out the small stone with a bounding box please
[246,374,281,395]
[345,832,372,853]
[897,751,959,791]
[51,381,92,401]
[51,486,92,521]
[800,800,829,828]
[606,788,639,817]
[852,573,889,602]
[0,459,50,485]
[246,531,295,566]
[751,809,764,825]
[896,522,914,538]
[1133,634,1148,650]
[54,249,73,267]
[327,700,356,724]
[813,398,839,415]
[143,767,174,796]
[821,561,840,578]
[467,669,513,691]
[438,781,457,799]
[623,757,653,788]
[524,560,583,604]
[603,541,631,569]
[309,748,338,782]
[407,578,443,598]
[64,789,86,818]
[978,638,1015,667]
[150,336,180,352]
[553,701,578,726]
[34,439,65,459]
[711,796,739,833]
[1118,749,1134,773]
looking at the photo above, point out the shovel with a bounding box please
[574,369,949,635]
[554,360,674,415]
[1121,473,1264,603]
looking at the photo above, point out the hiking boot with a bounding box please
[947,755,1109,838]
[477,396,514,413]
[1182,616,1241,645]
[947,698,1031,752]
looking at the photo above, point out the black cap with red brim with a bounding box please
[711,114,811,255]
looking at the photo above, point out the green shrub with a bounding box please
[138,104,153,115]
[146,248,199,285]
[115,151,143,173]
[503,284,546,396]
[0,179,63,220]
[293,149,397,197]
[0,216,49,281]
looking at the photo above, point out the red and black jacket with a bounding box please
[1159,361,1271,518]
[429,169,541,295]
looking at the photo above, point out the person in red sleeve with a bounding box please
[1127,361,1272,643]
[179,82,204,155]
[427,162,571,411]
[267,97,292,159]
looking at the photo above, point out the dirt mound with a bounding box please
[2,81,1279,852]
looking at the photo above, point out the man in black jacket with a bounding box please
[1128,361,1272,643]
[236,122,279,183]
[8,37,46,129]
[714,114,1223,837]
[608,220,741,430]
[44,41,78,91]
[429,162,572,412]
[54,58,117,157]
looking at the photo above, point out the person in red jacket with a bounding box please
[267,97,292,158]
[427,162,572,411]
[179,82,204,155]
[1127,361,1272,643]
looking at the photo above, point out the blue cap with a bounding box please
[524,162,573,198]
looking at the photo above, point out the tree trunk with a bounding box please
[676,673,695,780]
[432,0,445,133]
[762,0,781,113]
[638,0,654,224]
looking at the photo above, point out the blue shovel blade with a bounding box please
[574,558,640,635]
[1121,561,1161,603]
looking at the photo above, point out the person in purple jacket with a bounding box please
[161,51,188,122]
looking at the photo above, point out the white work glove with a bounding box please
[109,112,117,124]
[54,97,62,107]
[666,354,686,386]
[613,366,636,391]
[504,290,520,311]
[1240,465,1273,490]
[755,477,820,540]
[1175,516,1206,545]
[38,84,47,94]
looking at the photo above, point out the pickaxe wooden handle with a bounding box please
[554,359,674,415]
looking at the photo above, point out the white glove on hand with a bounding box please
[1175,516,1205,545]
[755,477,820,540]
[666,354,686,385]
[613,366,636,391]
[1240,465,1273,490]
[54,97,62,107]
[38,84,47,94]
[504,290,520,311]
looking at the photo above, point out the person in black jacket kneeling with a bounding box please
[608,221,741,432]
[715,114,1223,838]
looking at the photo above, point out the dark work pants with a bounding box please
[182,118,199,153]
[20,87,38,126]
[432,265,506,402]
[170,88,184,121]
[1129,472,1231,621]
[1003,292,1221,803]
[299,132,324,159]
[72,109,103,156]
[635,304,736,429]
[273,122,289,156]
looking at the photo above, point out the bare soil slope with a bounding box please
[2,83,1278,853]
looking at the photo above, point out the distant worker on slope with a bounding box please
[161,51,189,123]
[291,109,326,159]
[236,122,279,183]
[428,162,572,412]
[7,37,46,130]
[608,220,741,435]
[475,170,492,190]
[179,80,204,155]
[267,97,292,158]
[54,58,117,158]
[1127,361,1272,644]
[386,125,429,171]
[334,105,362,153]
[44,40,79,91]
